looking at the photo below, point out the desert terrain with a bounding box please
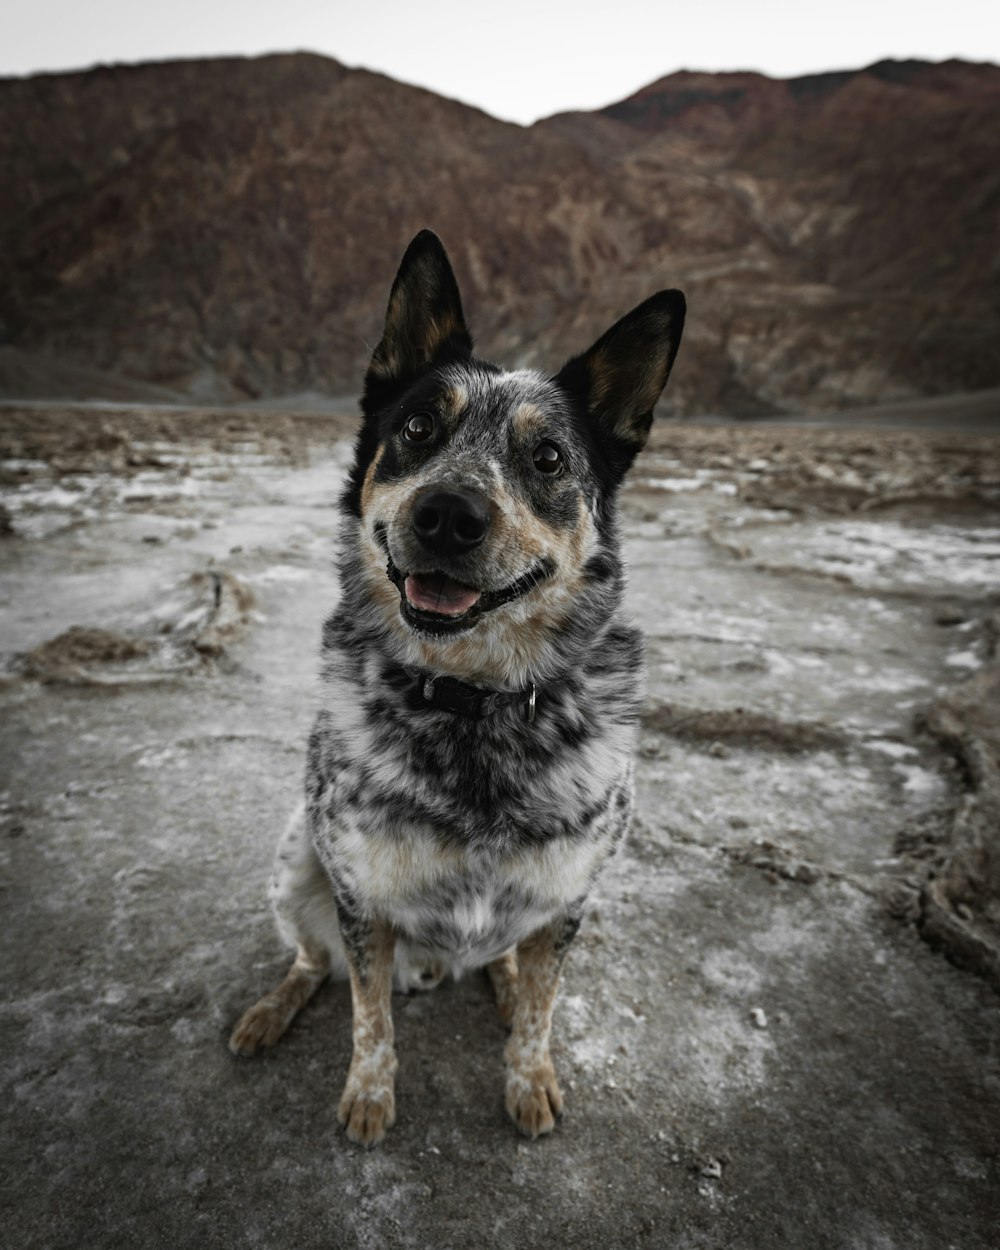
[1,398,998,1248]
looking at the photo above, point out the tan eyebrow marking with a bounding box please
[439,384,468,418]
[512,401,546,439]
[360,443,386,515]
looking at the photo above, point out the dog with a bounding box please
[229,230,685,1145]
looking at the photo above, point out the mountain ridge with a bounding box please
[2,52,997,415]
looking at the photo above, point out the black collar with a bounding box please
[390,664,537,722]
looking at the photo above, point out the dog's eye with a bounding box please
[533,441,562,474]
[403,412,434,444]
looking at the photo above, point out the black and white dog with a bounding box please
[230,231,685,1145]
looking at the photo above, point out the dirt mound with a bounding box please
[919,636,1000,988]
[642,700,846,753]
[187,570,256,658]
[22,626,151,682]
[17,569,256,685]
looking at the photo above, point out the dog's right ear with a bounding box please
[363,230,472,412]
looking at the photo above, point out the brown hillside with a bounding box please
[2,53,998,415]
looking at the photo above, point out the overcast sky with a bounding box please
[5,0,998,124]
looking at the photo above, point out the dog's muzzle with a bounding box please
[375,524,554,636]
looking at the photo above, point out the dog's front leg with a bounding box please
[504,913,580,1139]
[336,910,398,1147]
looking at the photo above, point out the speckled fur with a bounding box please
[229,231,685,1144]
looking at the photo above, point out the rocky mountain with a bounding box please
[1,53,998,415]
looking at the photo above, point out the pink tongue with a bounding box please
[405,573,482,617]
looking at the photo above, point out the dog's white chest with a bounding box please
[323,816,611,965]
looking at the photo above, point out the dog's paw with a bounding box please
[505,1064,564,1139]
[337,1047,398,1147]
[338,1081,396,1147]
[228,995,293,1055]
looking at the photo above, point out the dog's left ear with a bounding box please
[364,230,473,411]
[555,290,685,480]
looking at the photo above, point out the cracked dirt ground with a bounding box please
[1,404,999,1249]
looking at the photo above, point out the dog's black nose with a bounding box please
[411,487,490,555]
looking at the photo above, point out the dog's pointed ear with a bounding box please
[555,290,685,479]
[363,230,472,410]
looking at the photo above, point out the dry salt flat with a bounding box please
[1,404,999,1250]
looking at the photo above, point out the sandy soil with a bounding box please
[1,403,999,1249]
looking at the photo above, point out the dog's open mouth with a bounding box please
[382,545,554,636]
[404,572,482,619]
